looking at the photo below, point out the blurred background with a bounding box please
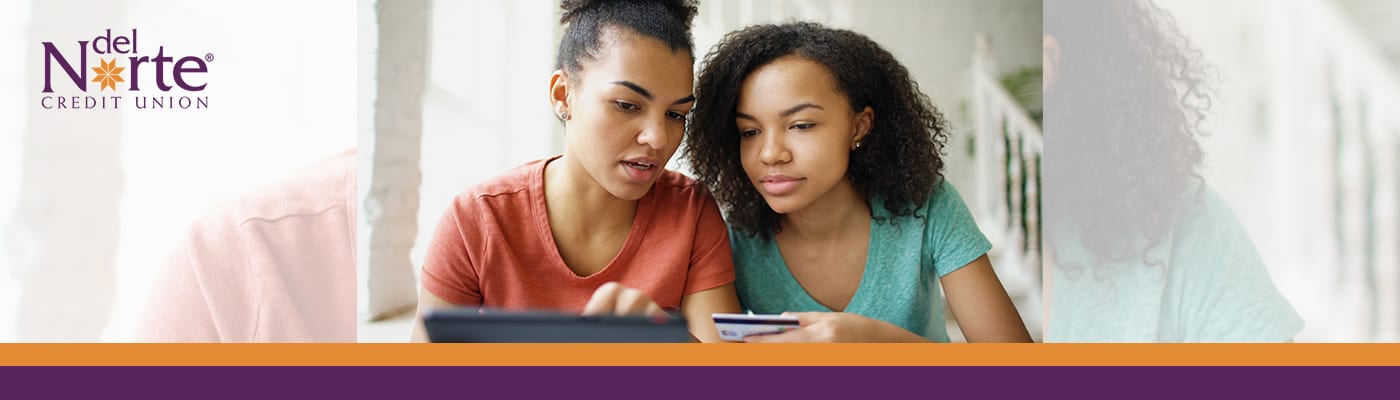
[1041,0,1400,342]
[9,0,1393,343]
[1151,0,1400,341]
[356,0,1045,341]
[0,0,357,341]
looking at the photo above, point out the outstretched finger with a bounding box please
[582,282,623,316]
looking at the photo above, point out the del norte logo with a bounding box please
[40,28,212,110]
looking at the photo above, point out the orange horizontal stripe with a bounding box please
[0,344,1397,366]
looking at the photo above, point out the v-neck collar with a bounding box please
[531,155,655,280]
[768,208,878,313]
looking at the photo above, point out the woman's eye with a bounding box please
[792,123,815,130]
[666,111,688,122]
[614,101,640,111]
[739,129,760,138]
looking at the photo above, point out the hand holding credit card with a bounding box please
[712,313,801,342]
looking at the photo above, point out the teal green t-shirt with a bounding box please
[728,180,992,342]
[1046,183,1304,342]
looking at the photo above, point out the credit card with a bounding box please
[712,313,801,342]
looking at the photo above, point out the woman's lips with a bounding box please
[759,175,804,195]
[621,158,658,183]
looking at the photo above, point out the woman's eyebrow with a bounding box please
[780,103,823,117]
[613,80,694,105]
[612,81,653,100]
[735,103,824,121]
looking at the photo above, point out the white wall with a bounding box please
[412,0,561,280]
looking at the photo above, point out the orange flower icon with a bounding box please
[91,58,126,91]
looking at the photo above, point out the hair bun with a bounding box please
[560,0,698,26]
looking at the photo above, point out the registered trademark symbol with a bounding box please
[205,53,214,62]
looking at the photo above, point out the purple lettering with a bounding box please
[41,41,87,93]
[152,46,173,91]
[173,57,207,91]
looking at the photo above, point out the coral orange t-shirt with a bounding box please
[133,149,357,342]
[421,156,735,312]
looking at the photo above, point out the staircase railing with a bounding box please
[970,34,1043,307]
[1267,0,1400,340]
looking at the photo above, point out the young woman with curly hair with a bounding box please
[1043,0,1301,342]
[683,22,1030,342]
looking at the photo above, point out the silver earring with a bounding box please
[559,111,570,120]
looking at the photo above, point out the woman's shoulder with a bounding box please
[877,179,990,275]
[1173,181,1234,227]
[1164,180,1254,252]
[1166,181,1258,262]
[924,178,973,213]
[871,178,973,221]
[648,168,720,207]
[454,158,550,204]
[652,167,707,191]
[725,223,768,250]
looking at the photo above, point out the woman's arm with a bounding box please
[409,290,461,343]
[679,284,742,342]
[941,254,1033,342]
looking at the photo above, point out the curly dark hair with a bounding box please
[556,0,699,75]
[683,22,950,239]
[1044,0,1214,266]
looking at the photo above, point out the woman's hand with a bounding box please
[581,282,667,317]
[742,312,929,343]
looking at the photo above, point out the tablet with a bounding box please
[423,308,692,343]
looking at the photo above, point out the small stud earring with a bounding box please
[559,111,570,120]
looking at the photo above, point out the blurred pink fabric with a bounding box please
[133,150,356,342]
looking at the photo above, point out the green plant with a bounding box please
[1000,66,1043,126]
